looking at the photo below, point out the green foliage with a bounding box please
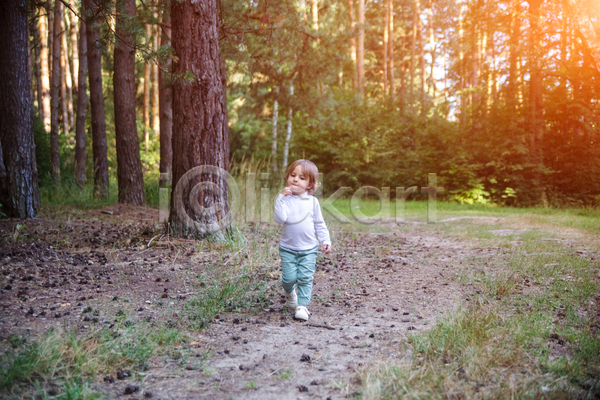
[220,0,600,207]
[33,115,51,186]
[28,0,600,211]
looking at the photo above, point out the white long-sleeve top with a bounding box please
[274,192,331,251]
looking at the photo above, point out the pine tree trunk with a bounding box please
[143,24,151,152]
[75,20,87,188]
[32,10,44,120]
[383,1,389,97]
[560,2,568,94]
[152,22,160,135]
[283,83,294,170]
[489,26,497,102]
[50,0,61,183]
[114,0,145,206]
[458,0,465,124]
[28,13,34,106]
[507,0,520,109]
[529,0,546,205]
[357,0,365,94]
[60,14,73,133]
[48,1,53,92]
[0,0,40,218]
[399,3,406,107]
[159,12,173,187]
[471,24,479,113]
[443,45,448,102]
[39,11,51,129]
[271,89,279,172]
[348,0,357,89]
[68,11,78,95]
[84,0,109,198]
[170,0,231,239]
[410,1,416,104]
[311,0,319,31]
[427,0,435,102]
[388,0,394,100]
[416,0,425,107]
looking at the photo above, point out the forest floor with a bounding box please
[0,203,599,399]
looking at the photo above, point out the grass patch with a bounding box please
[184,263,272,330]
[38,172,161,211]
[359,219,600,399]
[0,321,187,398]
[330,198,600,234]
[39,178,119,210]
[183,226,280,329]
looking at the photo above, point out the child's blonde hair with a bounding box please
[286,159,320,195]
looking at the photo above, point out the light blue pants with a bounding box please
[279,245,318,307]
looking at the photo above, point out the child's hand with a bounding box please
[324,244,331,254]
[282,187,292,196]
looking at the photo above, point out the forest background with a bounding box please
[9,0,600,218]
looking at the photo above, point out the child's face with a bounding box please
[287,165,312,195]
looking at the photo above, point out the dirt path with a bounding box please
[0,206,479,399]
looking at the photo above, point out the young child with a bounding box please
[274,159,332,321]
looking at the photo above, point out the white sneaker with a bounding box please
[295,305,310,321]
[285,289,298,311]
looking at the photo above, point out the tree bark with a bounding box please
[159,12,173,188]
[39,11,51,130]
[283,83,294,170]
[507,0,521,109]
[170,0,231,239]
[529,0,546,205]
[458,0,465,124]
[311,0,319,31]
[561,2,568,93]
[114,0,145,205]
[0,0,40,218]
[388,0,394,100]
[50,0,61,183]
[60,13,73,134]
[381,1,390,99]
[357,0,365,94]
[348,0,357,89]
[143,23,151,152]
[416,0,425,106]
[67,11,79,95]
[427,0,435,102]
[271,88,279,172]
[152,22,160,135]
[84,0,109,198]
[75,20,87,188]
[48,1,53,97]
[383,0,389,97]
[410,0,416,104]
[31,9,44,121]
[399,3,405,107]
